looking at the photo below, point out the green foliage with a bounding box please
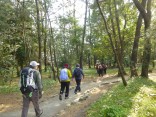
[97,105,126,117]
[87,77,156,117]
[0,77,57,94]
[0,85,19,94]
[0,44,15,83]
[0,0,15,32]
[83,68,97,77]
[42,78,57,90]
[0,67,12,85]
[15,45,27,67]
[54,15,84,65]
[0,0,36,82]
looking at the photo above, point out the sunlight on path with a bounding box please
[0,104,11,113]
[149,72,156,81]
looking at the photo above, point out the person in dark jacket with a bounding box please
[20,61,43,117]
[97,64,104,77]
[102,64,107,74]
[72,64,84,94]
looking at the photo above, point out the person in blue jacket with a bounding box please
[72,64,84,94]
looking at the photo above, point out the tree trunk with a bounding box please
[35,0,42,73]
[88,53,91,68]
[130,14,142,77]
[73,0,79,61]
[133,0,152,78]
[48,19,57,81]
[113,0,126,76]
[49,36,56,81]
[130,0,146,77]
[88,8,93,68]
[80,0,88,69]
[43,0,48,72]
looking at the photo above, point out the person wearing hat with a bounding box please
[59,63,72,100]
[72,63,84,94]
[20,61,43,117]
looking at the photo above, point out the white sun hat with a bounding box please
[30,61,40,67]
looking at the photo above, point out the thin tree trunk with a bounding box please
[48,22,57,81]
[130,0,146,77]
[113,0,126,76]
[21,0,29,66]
[47,18,59,81]
[35,0,42,73]
[133,0,152,78]
[43,0,48,72]
[94,55,97,68]
[80,0,88,69]
[108,2,117,68]
[88,8,91,68]
[49,36,56,81]
[73,0,79,62]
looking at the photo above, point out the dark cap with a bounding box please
[76,63,80,67]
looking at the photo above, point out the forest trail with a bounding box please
[0,74,126,117]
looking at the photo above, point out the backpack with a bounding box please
[59,69,68,81]
[20,67,35,94]
[74,68,82,77]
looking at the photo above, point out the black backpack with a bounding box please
[74,68,82,77]
[20,67,35,94]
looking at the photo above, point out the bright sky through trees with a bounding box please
[49,0,93,26]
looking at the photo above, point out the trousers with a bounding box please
[75,79,81,93]
[60,81,70,97]
[21,90,41,117]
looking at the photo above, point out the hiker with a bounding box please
[95,63,99,74]
[59,63,72,100]
[102,64,107,74]
[97,64,104,77]
[20,61,43,117]
[72,63,84,94]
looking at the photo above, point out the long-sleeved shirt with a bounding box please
[32,69,43,92]
[72,67,84,79]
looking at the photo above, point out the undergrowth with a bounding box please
[87,77,156,117]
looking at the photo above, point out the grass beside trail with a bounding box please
[87,76,156,117]
[0,78,57,94]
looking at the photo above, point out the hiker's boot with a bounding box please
[65,97,69,99]
[79,88,81,92]
[74,90,77,94]
[36,109,43,117]
[59,94,62,100]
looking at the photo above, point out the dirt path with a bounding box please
[0,74,125,117]
[56,72,156,117]
[56,84,113,117]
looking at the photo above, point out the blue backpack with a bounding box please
[60,69,68,81]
